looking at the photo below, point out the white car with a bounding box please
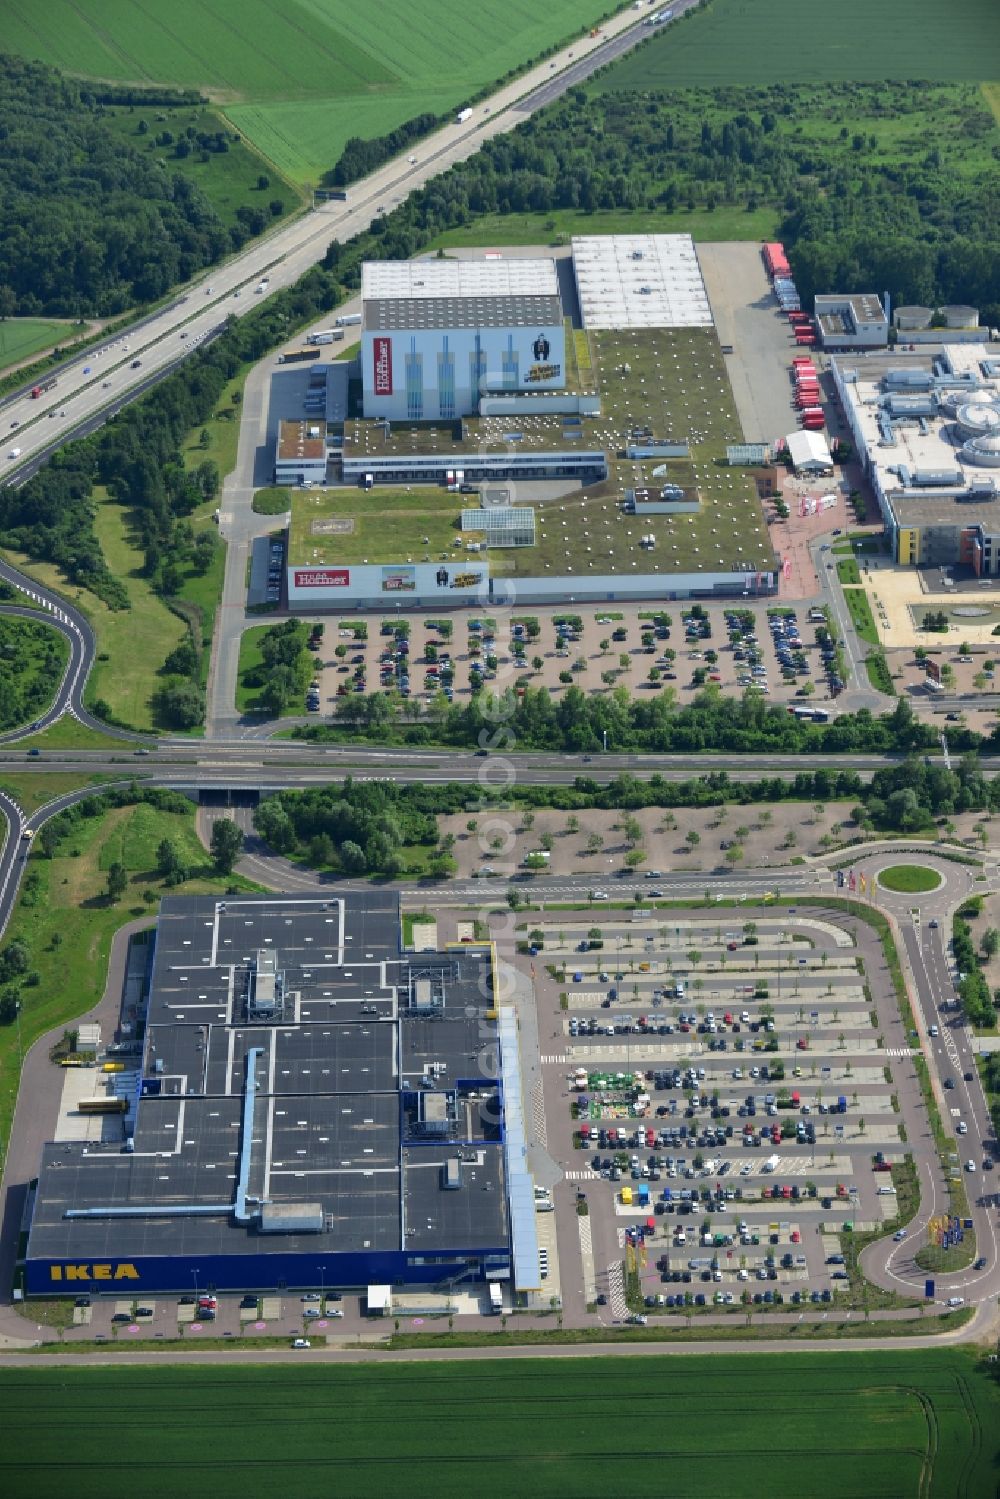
[292,1338,311,1348]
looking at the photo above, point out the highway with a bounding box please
[0,2,657,483]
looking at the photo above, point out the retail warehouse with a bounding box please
[275,236,777,609]
[360,257,566,422]
[23,895,539,1299]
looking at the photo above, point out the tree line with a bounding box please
[0,616,68,731]
[328,113,439,188]
[0,54,247,317]
[332,79,1000,323]
[251,751,1000,881]
[296,687,947,758]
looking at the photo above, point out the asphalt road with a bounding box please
[0,2,655,484]
[0,557,113,742]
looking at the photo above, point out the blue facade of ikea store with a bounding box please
[26,1247,511,1298]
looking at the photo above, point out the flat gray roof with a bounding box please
[27,895,509,1265]
[362,257,558,301]
[364,293,563,331]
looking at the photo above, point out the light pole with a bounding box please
[320,1265,326,1304]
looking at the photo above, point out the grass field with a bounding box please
[429,204,782,250]
[0,772,118,816]
[0,1351,997,1497]
[7,396,230,731]
[596,0,1000,88]
[14,719,134,752]
[0,797,260,1152]
[235,624,272,712]
[88,495,188,728]
[877,864,943,893]
[0,318,91,374]
[5,0,616,183]
[843,585,879,646]
[100,105,304,225]
[289,489,465,568]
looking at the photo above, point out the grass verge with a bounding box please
[0,793,261,1153]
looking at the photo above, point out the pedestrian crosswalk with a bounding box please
[607,1259,628,1321]
[540,1053,571,1065]
[884,1047,919,1058]
[564,1169,599,1182]
[531,1077,548,1151]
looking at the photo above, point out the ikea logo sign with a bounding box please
[50,1263,139,1282]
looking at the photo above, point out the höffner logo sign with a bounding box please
[373,336,393,396]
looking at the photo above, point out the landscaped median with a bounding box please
[876,864,943,894]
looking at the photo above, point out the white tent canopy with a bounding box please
[785,429,833,471]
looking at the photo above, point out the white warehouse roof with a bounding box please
[362,257,558,302]
[785,429,833,471]
[572,234,713,330]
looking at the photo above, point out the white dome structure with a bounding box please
[940,387,996,418]
[955,402,1000,440]
[961,432,1000,466]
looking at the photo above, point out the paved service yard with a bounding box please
[697,242,808,446]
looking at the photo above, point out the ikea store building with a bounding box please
[23,894,539,1300]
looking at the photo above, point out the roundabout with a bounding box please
[875,864,943,894]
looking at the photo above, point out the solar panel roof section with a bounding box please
[572,233,714,330]
[366,294,563,331]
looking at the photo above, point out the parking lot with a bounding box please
[56,1288,357,1345]
[520,909,923,1322]
[290,598,847,717]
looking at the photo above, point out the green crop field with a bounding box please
[595,0,1000,89]
[1,1351,998,1497]
[5,0,616,184]
[0,318,89,374]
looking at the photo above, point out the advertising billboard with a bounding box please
[373,336,393,396]
[380,566,415,593]
[293,568,350,589]
[526,331,561,386]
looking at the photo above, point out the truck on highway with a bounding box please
[8,447,21,460]
[456,107,473,124]
[30,379,57,398]
[276,349,321,365]
[306,330,344,345]
[334,313,361,328]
